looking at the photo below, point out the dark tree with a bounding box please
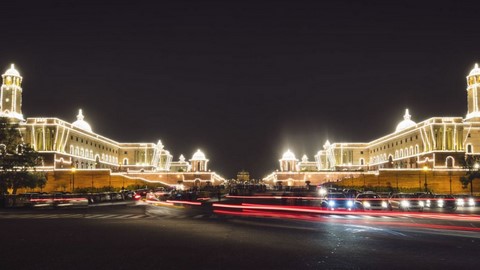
[459,155,480,195]
[0,118,46,195]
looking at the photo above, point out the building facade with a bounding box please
[265,64,480,189]
[0,64,224,188]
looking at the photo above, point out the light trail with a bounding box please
[212,202,480,222]
[213,209,480,232]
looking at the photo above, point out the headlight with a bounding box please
[319,188,327,196]
[381,201,388,208]
[363,201,371,208]
[468,198,475,206]
[456,199,465,206]
[401,200,410,208]
[328,201,335,207]
[438,199,444,207]
[426,200,431,207]
[347,200,353,208]
[419,201,425,207]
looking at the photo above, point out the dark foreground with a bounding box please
[0,204,479,270]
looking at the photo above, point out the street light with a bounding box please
[423,166,428,192]
[71,167,76,193]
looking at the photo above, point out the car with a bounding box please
[354,192,389,211]
[321,193,354,210]
[455,194,476,207]
[388,193,424,211]
[419,194,456,210]
[343,189,360,198]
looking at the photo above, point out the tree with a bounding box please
[0,118,46,195]
[459,155,480,195]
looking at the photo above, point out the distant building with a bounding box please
[237,170,250,182]
[265,64,480,190]
[0,64,224,188]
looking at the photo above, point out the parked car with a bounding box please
[321,193,354,210]
[354,192,388,211]
[388,193,424,211]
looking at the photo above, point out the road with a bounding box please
[0,203,479,269]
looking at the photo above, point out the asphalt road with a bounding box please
[0,204,479,270]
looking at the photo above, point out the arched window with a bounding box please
[359,158,365,165]
[75,147,79,156]
[70,145,74,154]
[400,149,403,158]
[467,144,473,154]
[395,151,398,159]
[80,148,84,157]
[409,146,413,156]
[123,158,128,165]
[446,156,454,168]
[90,150,93,159]
[415,145,419,154]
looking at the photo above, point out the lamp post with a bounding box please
[449,170,452,195]
[71,167,76,193]
[473,163,479,196]
[423,166,428,192]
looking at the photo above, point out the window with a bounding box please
[467,144,473,153]
[124,151,127,154]
[360,151,363,155]
[71,136,73,140]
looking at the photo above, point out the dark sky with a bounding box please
[1,0,479,178]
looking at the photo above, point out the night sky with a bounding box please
[1,0,479,178]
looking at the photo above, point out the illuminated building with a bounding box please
[0,64,224,188]
[265,64,480,191]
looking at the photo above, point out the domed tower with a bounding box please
[466,63,480,121]
[190,149,209,172]
[395,109,416,132]
[72,109,93,132]
[0,64,24,121]
[279,149,298,172]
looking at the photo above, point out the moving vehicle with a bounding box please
[388,193,424,211]
[419,194,456,210]
[321,193,354,210]
[455,194,476,207]
[354,192,388,211]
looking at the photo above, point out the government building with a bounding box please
[0,64,225,191]
[264,64,480,194]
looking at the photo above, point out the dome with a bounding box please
[469,63,480,76]
[282,149,296,160]
[395,109,416,132]
[72,109,92,133]
[192,149,206,160]
[4,64,20,77]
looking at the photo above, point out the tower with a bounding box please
[279,149,298,172]
[466,63,480,120]
[0,64,23,121]
[190,149,209,172]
